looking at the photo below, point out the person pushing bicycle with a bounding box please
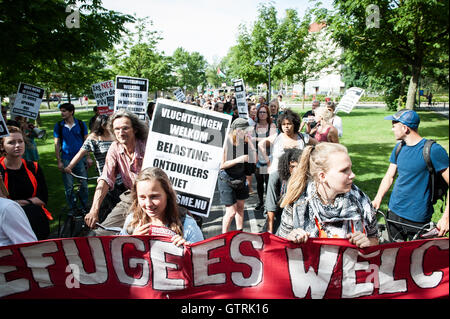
[372,110,449,241]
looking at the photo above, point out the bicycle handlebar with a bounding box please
[376,209,438,241]
[70,172,99,181]
[95,222,122,233]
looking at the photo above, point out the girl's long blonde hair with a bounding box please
[126,167,183,236]
[280,142,348,208]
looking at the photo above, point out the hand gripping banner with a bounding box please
[0,231,448,299]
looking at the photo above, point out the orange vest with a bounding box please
[0,157,53,220]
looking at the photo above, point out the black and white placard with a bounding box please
[11,83,45,120]
[143,98,232,217]
[173,88,186,102]
[233,79,249,119]
[92,80,115,115]
[114,75,149,120]
[0,113,8,138]
[335,87,365,113]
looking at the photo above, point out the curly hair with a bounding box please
[108,109,148,141]
[277,108,301,133]
[277,147,303,181]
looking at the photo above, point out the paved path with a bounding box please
[200,175,267,240]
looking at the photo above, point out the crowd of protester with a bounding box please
[0,92,448,248]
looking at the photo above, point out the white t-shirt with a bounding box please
[332,115,343,137]
[0,198,37,247]
[268,133,310,174]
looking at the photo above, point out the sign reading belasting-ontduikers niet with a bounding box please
[143,98,232,218]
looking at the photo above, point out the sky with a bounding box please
[100,0,334,64]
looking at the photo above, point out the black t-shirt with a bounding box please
[0,160,48,203]
[224,140,249,179]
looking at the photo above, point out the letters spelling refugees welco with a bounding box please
[161,108,223,131]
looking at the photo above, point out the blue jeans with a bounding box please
[62,157,89,211]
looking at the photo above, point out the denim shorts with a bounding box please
[217,170,249,206]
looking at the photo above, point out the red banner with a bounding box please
[0,231,448,299]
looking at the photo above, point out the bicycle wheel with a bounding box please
[59,214,75,238]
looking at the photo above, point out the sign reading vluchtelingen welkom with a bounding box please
[11,83,45,120]
[142,98,232,218]
[114,75,149,120]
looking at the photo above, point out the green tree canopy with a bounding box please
[322,0,449,109]
[0,0,133,96]
[172,48,207,93]
[106,17,175,94]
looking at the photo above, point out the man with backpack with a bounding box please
[372,109,449,240]
[54,103,93,211]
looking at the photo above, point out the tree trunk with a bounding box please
[46,91,51,109]
[301,80,306,109]
[405,65,421,110]
[397,72,408,110]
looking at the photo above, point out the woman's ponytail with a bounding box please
[280,145,314,208]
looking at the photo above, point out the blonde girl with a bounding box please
[312,106,339,143]
[277,143,378,248]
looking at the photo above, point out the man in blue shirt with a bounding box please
[54,103,92,211]
[372,109,449,240]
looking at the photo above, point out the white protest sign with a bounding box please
[335,87,365,113]
[92,80,115,115]
[11,83,45,120]
[114,75,149,120]
[143,98,232,218]
[173,88,186,102]
[0,112,9,138]
[233,79,249,119]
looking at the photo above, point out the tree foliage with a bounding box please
[222,2,336,100]
[0,0,134,96]
[322,0,449,109]
[106,17,175,94]
[172,48,207,92]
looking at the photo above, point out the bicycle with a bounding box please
[58,172,99,238]
[376,210,439,243]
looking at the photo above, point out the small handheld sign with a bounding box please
[173,88,186,102]
[11,83,45,120]
[335,87,365,114]
[114,75,149,120]
[0,112,9,138]
[233,79,249,119]
[92,80,115,115]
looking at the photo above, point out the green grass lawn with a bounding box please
[293,106,449,225]
[35,107,449,233]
